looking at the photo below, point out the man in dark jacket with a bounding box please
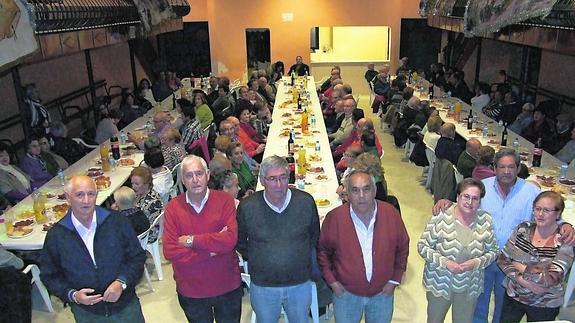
[435,123,465,165]
[41,176,146,322]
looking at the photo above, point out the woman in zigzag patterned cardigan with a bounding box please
[418,178,498,323]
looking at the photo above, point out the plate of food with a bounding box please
[281,112,292,118]
[41,222,56,233]
[559,179,575,187]
[307,166,325,173]
[282,120,294,126]
[7,218,35,238]
[308,154,322,162]
[87,168,104,177]
[118,158,135,167]
[315,174,329,182]
[57,193,67,201]
[315,199,331,207]
[95,176,112,191]
[45,193,58,200]
[279,130,290,137]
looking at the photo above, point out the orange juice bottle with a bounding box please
[292,86,299,103]
[301,107,309,133]
[100,145,111,171]
[454,101,462,121]
[33,191,48,224]
[297,146,307,176]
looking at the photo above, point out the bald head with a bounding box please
[226,116,240,135]
[440,123,456,138]
[65,176,98,224]
[466,138,481,157]
[407,97,421,110]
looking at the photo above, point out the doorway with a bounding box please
[246,28,271,76]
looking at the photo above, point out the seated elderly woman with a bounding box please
[336,146,364,201]
[351,152,388,201]
[226,142,256,196]
[472,146,496,181]
[214,135,232,159]
[0,143,31,202]
[498,191,574,322]
[113,186,150,235]
[213,170,241,207]
[160,127,186,170]
[418,178,498,323]
[143,147,173,201]
[95,108,122,144]
[20,136,53,188]
[192,92,214,129]
[237,103,265,144]
[130,167,164,244]
[50,121,86,163]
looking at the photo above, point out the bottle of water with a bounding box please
[482,126,489,138]
[310,113,316,128]
[512,138,520,152]
[560,163,569,179]
[120,131,127,145]
[315,141,321,153]
[109,157,116,172]
[58,169,65,186]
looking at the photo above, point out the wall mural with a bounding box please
[0,0,37,68]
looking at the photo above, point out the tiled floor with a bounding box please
[31,95,575,322]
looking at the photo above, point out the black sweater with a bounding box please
[237,189,320,287]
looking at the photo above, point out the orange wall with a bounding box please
[184,0,421,81]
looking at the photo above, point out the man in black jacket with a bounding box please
[41,176,146,322]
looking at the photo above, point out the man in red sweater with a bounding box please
[318,169,409,323]
[162,155,242,322]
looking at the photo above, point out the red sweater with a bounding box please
[162,191,241,298]
[237,128,260,157]
[318,201,410,297]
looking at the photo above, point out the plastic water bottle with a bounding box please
[120,131,127,145]
[482,126,489,138]
[315,141,321,153]
[512,138,520,152]
[310,113,317,128]
[58,169,65,186]
[560,163,569,179]
[109,157,116,172]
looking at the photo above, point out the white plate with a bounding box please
[7,227,34,239]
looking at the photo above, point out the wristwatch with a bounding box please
[116,279,127,290]
[186,235,193,247]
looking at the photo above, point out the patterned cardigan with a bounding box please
[497,221,574,308]
[418,205,498,300]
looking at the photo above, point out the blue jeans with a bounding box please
[250,281,311,323]
[473,262,505,323]
[333,290,394,323]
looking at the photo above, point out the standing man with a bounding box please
[318,169,409,323]
[41,176,146,322]
[433,148,575,323]
[288,55,310,76]
[237,155,320,322]
[163,155,242,323]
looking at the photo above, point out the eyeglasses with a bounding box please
[533,207,558,215]
[460,193,480,203]
[264,175,289,183]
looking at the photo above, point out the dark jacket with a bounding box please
[435,137,465,165]
[41,206,146,316]
[52,137,86,164]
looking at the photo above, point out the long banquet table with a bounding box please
[257,76,342,222]
[0,92,180,250]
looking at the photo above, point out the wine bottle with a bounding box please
[501,123,508,147]
[288,129,294,153]
[111,135,121,160]
[429,85,434,99]
[467,110,473,130]
[532,138,542,167]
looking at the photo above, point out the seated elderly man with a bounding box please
[319,66,341,94]
[370,64,391,113]
[50,121,87,164]
[435,123,465,165]
[456,138,481,178]
[548,113,573,155]
[129,111,173,149]
[329,96,356,147]
[287,55,310,76]
[41,176,146,322]
[257,76,275,105]
[555,127,575,164]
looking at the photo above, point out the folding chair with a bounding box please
[453,165,464,184]
[146,212,165,281]
[23,264,54,312]
[137,229,155,292]
[425,145,436,190]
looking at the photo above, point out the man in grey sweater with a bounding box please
[237,155,320,323]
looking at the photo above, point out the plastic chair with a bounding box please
[425,145,436,190]
[137,229,155,292]
[146,212,165,281]
[563,264,575,307]
[170,162,184,198]
[22,264,54,312]
[238,254,319,323]
[453,165,464,184]
[72,137,98,149]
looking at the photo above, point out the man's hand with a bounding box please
[74,288,103,306]
[559,223,575,246]
[382,283,397,295]
[178,235,192,248]
[102,281,123,303]
[432,199,453,216]
[445,260,463,274]
[256,144,265,154]
[517,276,548,295]
[329,281,346,297]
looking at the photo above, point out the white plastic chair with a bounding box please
[137,229,155,292]
[425,145,436,190]
[146,212,165,281]
[23,264,54,312]
[453,165,464,184]
[238,254,319,323]
[72,137,98,149]
[563,264,575,307]
[170,162,184,198]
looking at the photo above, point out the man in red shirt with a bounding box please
[318,169,409,323]
[162,155,242,322]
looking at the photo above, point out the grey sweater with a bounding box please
[237,189,320,287]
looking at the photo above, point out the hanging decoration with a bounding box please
[0,0,38,69]
[132,0,176,33]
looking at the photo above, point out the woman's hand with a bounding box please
[445,260,463,274]
[458,259,477,272]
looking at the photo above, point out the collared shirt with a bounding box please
[350,204,377,282]
[481,176,540,248]
[186,189,210,213]
[71,211,98,265]
[263,189,292,213]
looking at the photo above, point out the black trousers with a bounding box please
[177,286,243,323]
[500,293,560,322]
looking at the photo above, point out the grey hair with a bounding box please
[180,155,209,178]
[259,155,289,178]
[343,168,376,191]
[222,172,238,189]
[494,147,520,167]
[50,121,68,138]
[113,186,136,210]
[144,136,161,150]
